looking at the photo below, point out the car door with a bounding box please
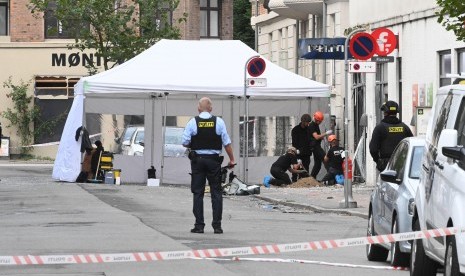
[382,141,408,233]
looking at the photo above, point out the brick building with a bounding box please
[0,0,233,158]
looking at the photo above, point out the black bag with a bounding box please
[76,171,88,183]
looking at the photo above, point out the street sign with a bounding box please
[247,57,266,77]
[246,78,267,87]
[349,32,377,60]
[372,56,395,63]
[372,28,397,56]
[349,61,376,73]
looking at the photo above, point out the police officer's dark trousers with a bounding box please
[190,155,222,230]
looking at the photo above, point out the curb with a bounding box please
[253,195,368,219]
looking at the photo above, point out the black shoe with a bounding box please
[213,228,223,234]
[190,228,204,234]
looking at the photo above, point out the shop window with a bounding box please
[34,76,79,99]
[200,0,220,38]
[439,50,451,87]
[0,0,7,36]
[457,48,465,76]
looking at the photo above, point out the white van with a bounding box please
[411,84,465,276]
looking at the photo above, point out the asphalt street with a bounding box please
[0,163,409,276]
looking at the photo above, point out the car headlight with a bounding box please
[408,198,415,216]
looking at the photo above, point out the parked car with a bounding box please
[115,126,187,157]
[366,137,425,267]
[411,84,465,276]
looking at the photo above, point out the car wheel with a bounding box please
[390,219,410,267]
[444,235,465,276]
[410,219,438,276]
[366,209,389,261]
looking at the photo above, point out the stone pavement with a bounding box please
[254,184,373,219]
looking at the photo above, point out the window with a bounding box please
[388,142,408,180]
[432,92,453,147]
[439,50,451,87]
[409,146,424,179]
[200,0,220,38]
[140,1,173,35]
[458,48,465,76]
[34,76,79,99]
[455,97,465,148]
[0,0,7,36]
[376,63,388,123]
[44,1,89,38]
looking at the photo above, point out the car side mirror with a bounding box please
[122,141,130,147]
[380,170,401,184]
[438,129,458,161]
[114,137,120,144]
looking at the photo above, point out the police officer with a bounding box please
[369,100,413,172]
[182,97,235,234]
[291,114,312,182]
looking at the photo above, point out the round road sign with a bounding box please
[372,28,397,56]
[349,32,377,60]
[247,57,266,77]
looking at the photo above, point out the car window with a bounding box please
[409,146,424,179]
[165,127,184,145]
[432,92,453,147]
[134,130,144,144]
[455,97,465,148]
[123,127,138,142]
[389,142,408,180]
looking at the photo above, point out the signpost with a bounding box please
[372,28,397,56]
[349,32,377,60]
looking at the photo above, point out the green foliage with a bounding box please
[1,78,40,153]
[29,0,187,73]
[436,0,465,42]
[233,0,255,49]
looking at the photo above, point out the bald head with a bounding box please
[198,97,213,113]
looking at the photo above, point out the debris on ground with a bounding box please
[287,177,322,188]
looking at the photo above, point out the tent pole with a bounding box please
[151,94,155,167]
[161,92,169,184]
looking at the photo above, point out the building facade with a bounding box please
[0,0,233,158]
[252,0,465,184]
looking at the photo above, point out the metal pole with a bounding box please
[255,0,259,51]
[243,55,259,181]
[151,94,155,167]
[160,92,169,185]
[340,29,364,209]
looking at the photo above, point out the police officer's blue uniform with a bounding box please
[182,111,232,233]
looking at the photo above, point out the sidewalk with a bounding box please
[254,184,373,219]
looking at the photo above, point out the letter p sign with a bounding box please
[372,28,397,56]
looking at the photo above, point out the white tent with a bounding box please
[53,39,330,184]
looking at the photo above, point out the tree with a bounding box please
[234,0,255,49]
[436,0,465,42]
[29,0,187,74]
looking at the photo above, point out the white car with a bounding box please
[122,126,144,156]
[411,84,465,276]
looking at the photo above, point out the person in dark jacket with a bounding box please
[369,100,413,172]
[321,135,345,185]
[269,147,303,186]
[90,140,104,179]
[291,113,312,182]
[308,111,332,179]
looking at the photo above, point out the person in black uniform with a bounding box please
[182,97,235,234]
[369,100,413,172]
[321,135,345,185]
[269,147,303,186]
[308,111,332,179]
[291,114,312,182]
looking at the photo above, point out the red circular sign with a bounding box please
[372,28,397,56]
[247,57,266,77]
[349,32,377,60]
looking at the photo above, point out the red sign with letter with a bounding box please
[372,28,397,56]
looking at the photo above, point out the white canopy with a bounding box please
[53,39,330,183]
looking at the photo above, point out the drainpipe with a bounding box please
[322,0,327,84]
[295,20,299,74]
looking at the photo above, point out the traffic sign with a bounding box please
[247,57,266,77]
[372,28,397,56]
[349,32,377,60]
[349,61,376,73]
[246,78,267,87]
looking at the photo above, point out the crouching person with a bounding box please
[269,147,303,186]
[320,135,345,185]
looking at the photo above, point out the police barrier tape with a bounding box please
[0,227,462,266]
[201,257,410,271]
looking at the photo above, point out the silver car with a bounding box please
[366,137,425,267]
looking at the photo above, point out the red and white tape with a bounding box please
[0,227,462,266]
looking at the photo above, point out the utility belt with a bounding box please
[188,151,223,163]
